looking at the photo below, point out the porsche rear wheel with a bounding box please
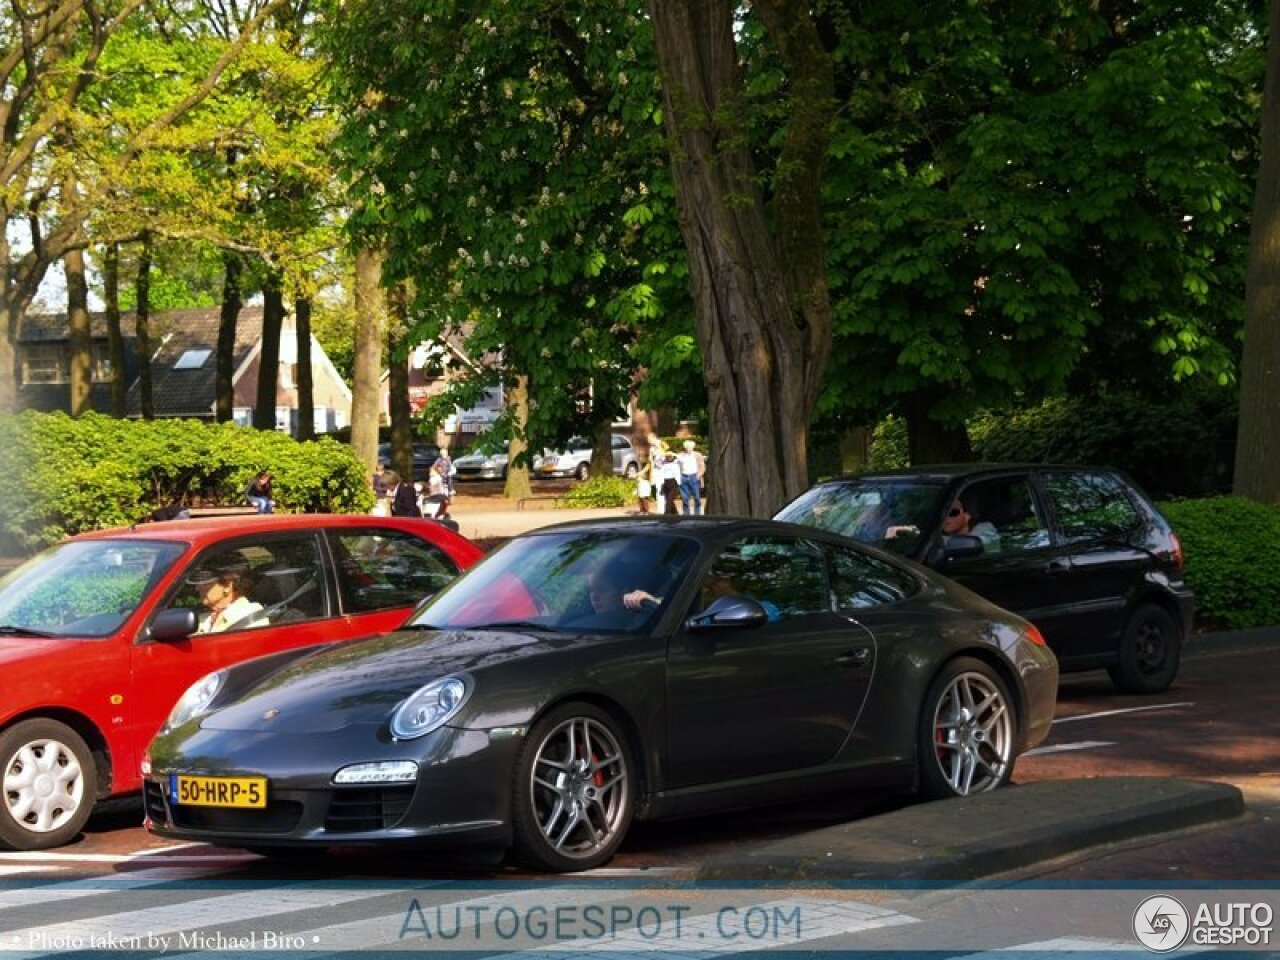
[0,719,96,851]
[918,658,1015,799]
[511,703,634,872]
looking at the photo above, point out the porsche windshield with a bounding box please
[0,540,186,638]
[411,530,700,635]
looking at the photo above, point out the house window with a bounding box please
[173,349,212,370]
[91,344,113,382]
[21,344,70,384]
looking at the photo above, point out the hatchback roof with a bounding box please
[70,514,459,548]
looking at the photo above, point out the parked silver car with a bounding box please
[537,434,639,480]
[453,440,543,481]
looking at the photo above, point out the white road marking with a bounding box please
[0,850,256,865]
[1053,702,1194,725]
[0,867,59,879]
[1024,740,1116,756]
[487,898,919,959]
[0,868,221,911]
[0,879,440,946]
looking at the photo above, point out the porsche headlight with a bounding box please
[390,676,470,740]
[163,670,226,732]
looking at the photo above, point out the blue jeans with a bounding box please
[247,496,274,514]
[679,475,701,515]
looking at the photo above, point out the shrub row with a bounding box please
[1157,496,1280,632]
[0,412,375,553]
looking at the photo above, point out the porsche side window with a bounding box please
[829,547,919,609]
[707,537,829,618]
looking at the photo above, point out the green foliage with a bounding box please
[559,475,635,508]
[970,388,1236,498]
[1158,497,1280,630]
[817,0,1260,432]
[0,413,374,553]
[869,417,910,470]
[320,0,691,450]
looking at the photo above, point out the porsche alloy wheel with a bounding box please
[919,658,1015,799]
[512,703,634,872]
[0,719,95,851]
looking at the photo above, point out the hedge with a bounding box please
[0,412,375,553]
[1157,496,1280,632]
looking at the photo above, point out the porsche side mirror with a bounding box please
[687,596,768,630]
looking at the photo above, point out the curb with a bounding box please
[1189,625,1280,659]
[696,777,1244,882]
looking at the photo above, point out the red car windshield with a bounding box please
[0,540,186,638]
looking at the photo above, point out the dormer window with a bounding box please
[173,349,211,370]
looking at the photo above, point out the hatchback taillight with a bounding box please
[1024,624,1047,647]
[1170,532,1185,572]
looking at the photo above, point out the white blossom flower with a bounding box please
[448,169,459,183]
[540,240,550,255]
[371,179,386,196]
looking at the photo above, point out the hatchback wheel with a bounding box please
[1108,602,1180,694]
[918,658,1015,799]
[0,719,96,850]
[575,463,590,481]
[511,703,634,872]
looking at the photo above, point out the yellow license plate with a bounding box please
[171,774,267,808]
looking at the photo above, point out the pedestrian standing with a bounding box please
[660,450,681,516]
[385,469,422,518]
[635,450,654,514]
[245,470,275,514]
[371,461,390,516]
[676,440,705,515]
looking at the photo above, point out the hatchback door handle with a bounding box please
[835,647,871,666]
[1044,559,1071,574]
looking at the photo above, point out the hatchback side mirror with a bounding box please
[942,534,984,561]
[687,596,768,630]
[148,608,197,642]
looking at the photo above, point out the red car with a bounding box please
[0,514,483,851]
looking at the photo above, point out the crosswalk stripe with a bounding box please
[0,879,444,950]
[0,868,222,911]
[0,867,58,880]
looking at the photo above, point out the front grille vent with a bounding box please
[324,787,413,833]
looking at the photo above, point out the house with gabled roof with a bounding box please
[17,307,352,436]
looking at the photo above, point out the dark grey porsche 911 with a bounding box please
[143,517,1058,872]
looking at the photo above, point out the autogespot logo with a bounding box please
[1133,895,1190,952]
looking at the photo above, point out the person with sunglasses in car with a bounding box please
[940,498,1001,552]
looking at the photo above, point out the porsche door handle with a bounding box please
[835,647,871,667]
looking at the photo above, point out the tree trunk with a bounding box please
[136,231,154,420]
[350,247,386,473]
[590,416,613,478]
[65,246,91,416]
[905,390,973,465]
[295,293,315,441]
[1234,0,1280,503]
[104,243,126,417]
[650,0,836,517]
[254,270,284,431]
[387,283,413,479]
[0,214,13,413]
[503,373,533,500]
[216,251,242,422]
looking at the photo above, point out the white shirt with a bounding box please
[677,450,702,477]
[198,596,266,634]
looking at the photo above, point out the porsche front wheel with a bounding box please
[511,703,634,872]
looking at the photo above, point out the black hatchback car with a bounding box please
[776,465,1193,693]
